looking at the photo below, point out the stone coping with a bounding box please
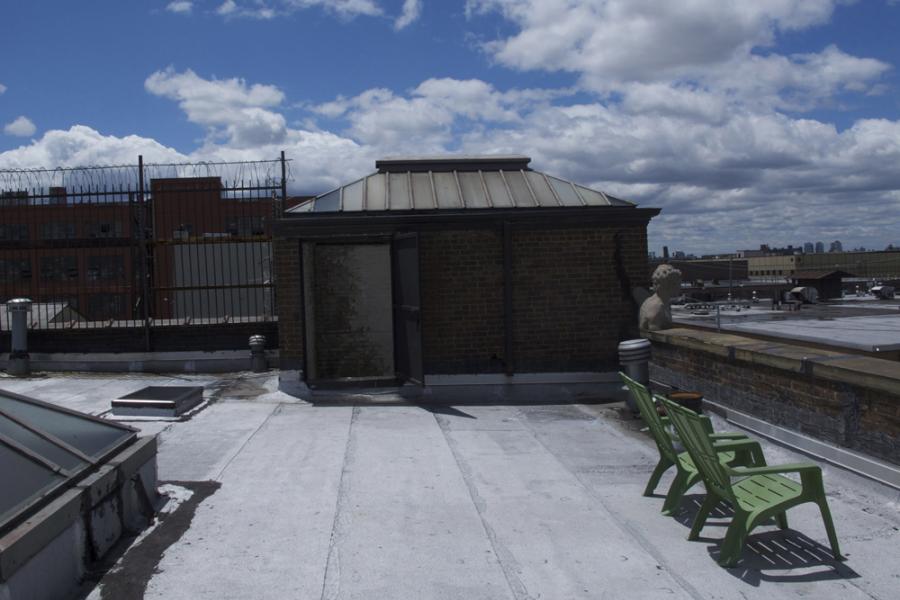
[644,328,900,397]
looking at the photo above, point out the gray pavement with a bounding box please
[3,372,898,599]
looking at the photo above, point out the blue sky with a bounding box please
[2,0,900,254]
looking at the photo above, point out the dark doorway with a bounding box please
[392,233,424,384]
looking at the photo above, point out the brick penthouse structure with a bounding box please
[273,156,660,387]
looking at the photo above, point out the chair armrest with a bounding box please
[709,432,749,440]
[730,463,820,477]
[713,438,766,466]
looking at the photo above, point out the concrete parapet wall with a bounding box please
[646,328,900,466]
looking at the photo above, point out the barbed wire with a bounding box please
[0,157,292,192]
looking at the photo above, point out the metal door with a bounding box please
[392,232,423,384]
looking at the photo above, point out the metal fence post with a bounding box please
[137,155,151,351]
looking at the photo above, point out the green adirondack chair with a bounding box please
[659,395,844,567]
[619,373,764,516]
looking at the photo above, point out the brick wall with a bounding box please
[512,226,647,372]
[272,237,303,369]
[648,328,900,466]
[420,230,505,374]
[0,321,278,353]
[274,221,651,378]
[419,224,649,374]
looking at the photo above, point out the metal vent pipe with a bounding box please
[7,298,32,377]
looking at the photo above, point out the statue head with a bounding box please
[651,264,682,301]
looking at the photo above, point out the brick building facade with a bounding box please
[274,157,659,384]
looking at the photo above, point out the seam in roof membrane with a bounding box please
[519,169,539,207]
[453,170,466,208]
[498,170,515,208]
[338,183,344,212]
[428,171,438,209]
[541,172,563,206]
[479,170,493,208]
[598,188,611,206]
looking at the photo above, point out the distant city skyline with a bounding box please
[2,1,900,253]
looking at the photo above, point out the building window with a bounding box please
[0,259,31,282]
[40,256,79,281]
[87,255,125,281]
[0,191,28,206]
[0,223,29,241]
[87,293,126,320]
[85,221,123,238]
[224,216,266,236]
[40,222,76,240]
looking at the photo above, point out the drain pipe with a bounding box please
[7,298,32,377]
[249,334,267,373]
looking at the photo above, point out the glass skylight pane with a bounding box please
[0,414,87,471]
[503,171,536,207]
[0,394,134,460]
[525,171,558,206]
[410,173,435,210]
[342,179,364,211]
[483,172,513,207]
[575,184,609,206]
[457,172,488,208]
[548,176,583,206]
[314,189,340,212]
[433,172,462,208]
[0,444,65,528]
[388,173,411,210]
[366,174,386,210]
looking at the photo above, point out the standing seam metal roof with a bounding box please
[287,158,634,214]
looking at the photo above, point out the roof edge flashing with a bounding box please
[376,155,531,173]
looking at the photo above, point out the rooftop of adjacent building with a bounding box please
[0,371,895,599]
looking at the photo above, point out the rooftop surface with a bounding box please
[674,297,900,352]
[1,372,898,599]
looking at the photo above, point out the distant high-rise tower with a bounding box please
[803,242,814,253]
[829,240,843,253]
[815,241,825,253]
[663,245,669,259]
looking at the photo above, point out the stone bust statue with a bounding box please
[639,264,682,331]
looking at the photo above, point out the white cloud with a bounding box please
[215,0,382,20]
[217,0,237,15]
[4,116,36,137]
[4,60,900,252]
[394,0,421,29]
[166,1,193,14]
[145,68,287,148]
[0,83,6,95]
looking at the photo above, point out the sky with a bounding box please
[1,0,900,255]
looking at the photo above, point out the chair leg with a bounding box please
[816,498,844,561]
[644,457,672,496]
[775,511,788,530]
[719,513,750,568]
[688,494,719,541]
[661,470,695,516]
